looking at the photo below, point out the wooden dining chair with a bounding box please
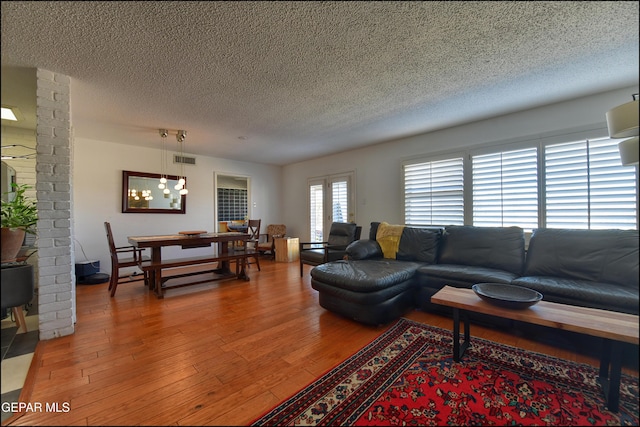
[242,219,261,270]
[104,222,150,297]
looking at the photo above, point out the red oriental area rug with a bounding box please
[251,318,639,426]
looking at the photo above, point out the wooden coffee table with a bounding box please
[431,285,639,413]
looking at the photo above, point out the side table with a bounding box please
[275,237,300,262]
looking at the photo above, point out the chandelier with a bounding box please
[157,129,189,196]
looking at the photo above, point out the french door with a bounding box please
[308,172,355,242]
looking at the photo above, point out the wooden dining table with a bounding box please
[127,232,249,297]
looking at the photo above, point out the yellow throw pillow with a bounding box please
[376,222,405,259]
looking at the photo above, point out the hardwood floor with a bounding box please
[6,259,639,426]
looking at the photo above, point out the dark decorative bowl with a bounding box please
[472,283,542,309]
[178,230,207,237]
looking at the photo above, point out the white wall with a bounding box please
[73,86,638,274]
[282,86,639,241]
[73,137,282,276]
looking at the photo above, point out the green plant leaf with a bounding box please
[1,183,38,233]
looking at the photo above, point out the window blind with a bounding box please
[309,183,324,241]
[545,138,637,229]
[402,134,636,231]
[472,147,538,230]
[404,158,464,226]
[332,180,348,223]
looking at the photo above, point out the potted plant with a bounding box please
[1,183,38,263]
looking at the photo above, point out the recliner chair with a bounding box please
[299,222,361,276]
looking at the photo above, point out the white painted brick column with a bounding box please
[35,69,75,339]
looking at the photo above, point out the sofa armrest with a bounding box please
[345,239,383,260]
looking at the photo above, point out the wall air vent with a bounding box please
[174,154,196,165]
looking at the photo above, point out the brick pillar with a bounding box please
[35,69,75,339]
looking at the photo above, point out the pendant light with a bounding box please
[175,130,188,195]
[158,129,170,194]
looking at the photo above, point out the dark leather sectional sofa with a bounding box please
[310,222,639,326]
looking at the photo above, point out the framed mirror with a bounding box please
[122,170,186,214]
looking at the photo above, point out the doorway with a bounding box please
[307,171,355,242]
[214,173,251,231]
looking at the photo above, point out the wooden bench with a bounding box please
[140,249,254,298]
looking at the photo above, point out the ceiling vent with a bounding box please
[174,154,196,165]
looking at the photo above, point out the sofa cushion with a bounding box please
[438,225,525,275]
[368,222,442,263]
[310,259,423,292]
[417,264,519,287]
[524,228,639,290]
[396,226,441,264]
[512,276,639,315]
[369,222,381,240]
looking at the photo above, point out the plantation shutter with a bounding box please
[472,148,538,230]
[331,180,348,223]
[403,157,464,226]
[309,183,324,241]
[545,138,637,229]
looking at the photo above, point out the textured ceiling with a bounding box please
[1,1,639,165]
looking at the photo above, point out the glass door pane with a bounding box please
[309,180,324,242]
[331,180,347,223]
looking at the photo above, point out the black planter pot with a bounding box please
[1,263,35,311]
